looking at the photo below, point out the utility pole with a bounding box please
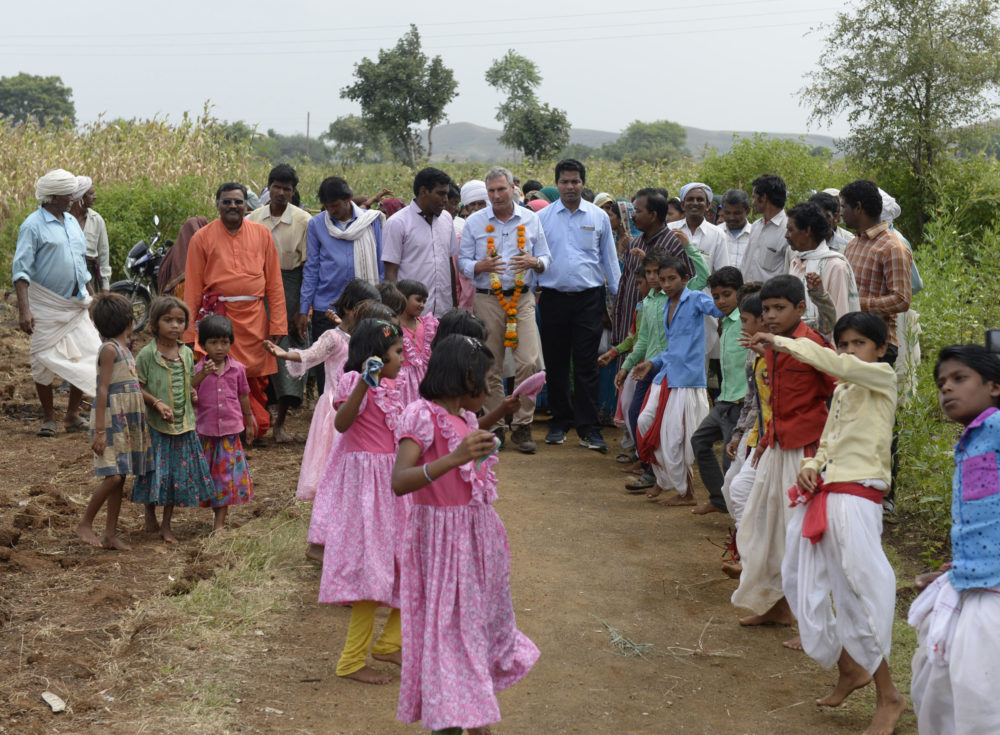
[306,112,311,159]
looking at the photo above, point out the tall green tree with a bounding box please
[602,120,688,162]
[341,25,458,166]
[321,115,390,164]
[485,50,570,160]
[802,0,1000,234]
[0,72,75,126]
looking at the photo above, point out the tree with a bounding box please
[802,0,1000,234]
[341,25,458,166]
[602,119,688,162]
[320,115,390,164]
[485,50,570,160]
[0,72,75,126]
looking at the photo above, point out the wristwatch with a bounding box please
[534,259,545,273]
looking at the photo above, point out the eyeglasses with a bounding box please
[220,198,245,206]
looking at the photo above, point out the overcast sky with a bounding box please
[2,0,850,139]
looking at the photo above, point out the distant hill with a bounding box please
[423,122,836,162]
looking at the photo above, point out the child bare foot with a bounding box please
[76,523,104,548]
[340,665,392,685]
[739,597,795,626]
[305,543,324,562]
[658,492,696,507]
[144,507,160,533]
[372,650,402,666]
[721,561,742,579]
[645,485,664,499]
[160,527,179,544]
[620,460,644,474]
[691,502,724,515]
[102,534,132,551]
[817,660,872,707]
[273,425,293,444]
[866,692,906,735]
[782,635,803,651]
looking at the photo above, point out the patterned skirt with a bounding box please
[131,428,215,507]
[199,433,254,508]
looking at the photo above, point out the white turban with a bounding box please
[879,188,901,223]
[73,175,93,201]
[680,182,713,202]
[461,179,487,205]
[593,192,614,208]
[35,169,78,201]
[822,187,840,197]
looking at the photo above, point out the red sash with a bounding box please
[787,477,883,544]
[636,379,670,465]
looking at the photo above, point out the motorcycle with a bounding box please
[110,215,173,332]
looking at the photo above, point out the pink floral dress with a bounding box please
[397,314,439,405]
[396,399,539,731]
[316,371,407,607]
[286,327,350,503]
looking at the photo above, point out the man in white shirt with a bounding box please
[668,183,730,273]
[809,191,854,252]
[740,174,788,283]
[719,189,753,267]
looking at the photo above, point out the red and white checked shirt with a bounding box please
[844,221,912,345]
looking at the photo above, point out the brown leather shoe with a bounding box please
[510,424,537,454]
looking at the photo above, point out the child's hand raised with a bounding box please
[263,340,288,359]
[597,349,617,367]
[500,394,520,415]
[805,272,823,292]
[453,430,498,465]
[323,309,342,325]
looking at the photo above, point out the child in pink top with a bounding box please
[317,318,408,685]
[396,279,439,405]
[191,315,255,532]
[392,335,539,733]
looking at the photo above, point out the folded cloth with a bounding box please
[787,477,883,544]
[27,282,100,395]
[908,572,962,666]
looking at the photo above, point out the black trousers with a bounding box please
[691,401,742,511]
[538,287,604,437]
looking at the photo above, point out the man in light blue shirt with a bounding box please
[12,168,100,437]
[459,166,550,453]
[537,159,621,452]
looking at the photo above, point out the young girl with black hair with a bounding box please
[909,343,1000,734]
[396,279,438,405]
[431,309,488,347]
[392,335,539,734]
[317,318,407,685]
[750,311,905,735]
[78,292,152,550]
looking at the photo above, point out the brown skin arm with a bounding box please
[478,395,519,429]
[391,431,497,497]
[333,377,369,433]
[383,262,399,282]
[91,344,117,456]
[14,279,33,334]
[239,393,257,443]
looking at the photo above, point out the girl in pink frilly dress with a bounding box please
[316,318,408,685]
[392,335,539,734]
[395,279,438,405]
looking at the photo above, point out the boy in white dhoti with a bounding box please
[909,344,1000,735]
[752,312,905,735]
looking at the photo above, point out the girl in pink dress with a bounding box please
[317,318,408,685]
[392,335,539,734]
[396,279,438,405]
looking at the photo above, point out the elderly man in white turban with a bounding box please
[69,175,111,291]
[451,179,489,311]
[12,169,101,437]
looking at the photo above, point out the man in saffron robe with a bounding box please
[183,182,287,438]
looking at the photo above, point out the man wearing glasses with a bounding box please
[183,182,287,439]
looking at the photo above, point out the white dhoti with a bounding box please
[731,444,802,614]
[637,384,709,494]
[618,373,638,448]
[782,494,894,672]
[27,283,99,396]
[721,435,755,528]
[909,574,1000,735]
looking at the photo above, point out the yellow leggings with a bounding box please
[336,601,401,676]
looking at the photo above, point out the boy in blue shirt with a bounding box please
[632,255,724,506]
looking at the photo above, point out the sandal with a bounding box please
[64,416,90,433]
[615,452,634,464]
[37,421,58,438]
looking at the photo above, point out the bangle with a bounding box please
[422,463,433,483]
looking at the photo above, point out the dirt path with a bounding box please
[0,302,920,734]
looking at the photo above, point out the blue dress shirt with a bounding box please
[299,211,383,314]
[648,288,724,387]
[537,199,621,295]
[12,207,90,298]
[950,407,1000,591]
[458,205,551,290]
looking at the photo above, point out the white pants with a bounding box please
[721,436,755,528]
[732,444,802,615]
[618,374,638,449]
[636,385,709,494]
[910,575,1000,735]
[782,494,894,672]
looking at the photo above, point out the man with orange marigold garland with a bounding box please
[459,166,550,453]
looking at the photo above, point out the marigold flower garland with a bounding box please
[486,224,528,348]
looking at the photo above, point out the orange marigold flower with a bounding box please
[485,225,495,232]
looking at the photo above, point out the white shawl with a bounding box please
[324,204,384,285]
[27,282,100,395]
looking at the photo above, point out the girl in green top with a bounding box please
[132,296,214,544]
